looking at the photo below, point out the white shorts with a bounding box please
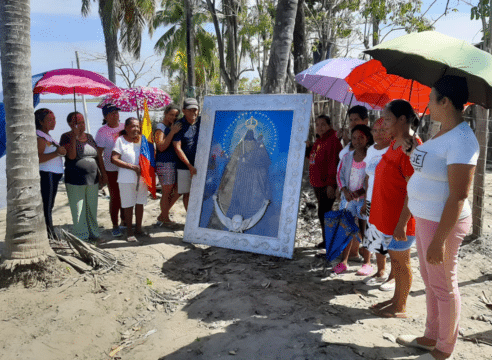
[177,169,192,194]
[119,181,148,208]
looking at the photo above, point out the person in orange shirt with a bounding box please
[367,99,422,318]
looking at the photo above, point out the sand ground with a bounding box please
[0,179,492,360]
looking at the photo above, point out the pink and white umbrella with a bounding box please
[97,86,172,113]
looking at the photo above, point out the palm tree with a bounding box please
[0,0,54,269]
[153,0,217,97]
[81,0,157,84]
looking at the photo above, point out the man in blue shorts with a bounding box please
[173,98,200,210]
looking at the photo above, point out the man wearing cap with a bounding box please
[173,98,201,210]
[95,104,125,237]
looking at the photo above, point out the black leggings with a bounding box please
[313,186,336,244]
[40,171,63,238]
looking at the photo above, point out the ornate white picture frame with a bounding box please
[183,94,312,259]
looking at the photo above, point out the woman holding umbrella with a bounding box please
[397,76,479,360]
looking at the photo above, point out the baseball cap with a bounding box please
[102,104,120,117]
[183,98,199,110]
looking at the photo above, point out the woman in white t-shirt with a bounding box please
[397,76,479,360]
[35,108,66,239]
[111,118,148,242]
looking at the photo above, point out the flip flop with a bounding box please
[369,299,393,311]
[126,236,138,242]
[363,275,388,285]
[372,308,408,318]
[396,335,436,351]
[332,263,347,274]
[161,221,180,229]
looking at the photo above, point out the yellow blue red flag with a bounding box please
[139,100,156,198]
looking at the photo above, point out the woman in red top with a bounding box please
[368,99,421,318]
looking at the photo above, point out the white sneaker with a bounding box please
[379,278,395,291]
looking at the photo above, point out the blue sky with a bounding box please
[3,0,489,88]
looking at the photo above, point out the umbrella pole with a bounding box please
[409,79,414,102]
[73,88,77,112]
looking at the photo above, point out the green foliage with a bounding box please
[238,78,261,93]
[471,0,490,21]
[168,80,182,104]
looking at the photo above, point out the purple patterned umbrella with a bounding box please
[295,58,382,110]
[97,86,172,112]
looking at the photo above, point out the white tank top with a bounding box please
[38,132,64,174]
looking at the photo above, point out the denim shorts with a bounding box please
[367,223,416,254]
[387,235,416,251]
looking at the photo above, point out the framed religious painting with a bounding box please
[183,94,312,259]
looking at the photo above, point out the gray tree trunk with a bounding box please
[264,0,298,94]
[0,0,55,269]
[293,0,307,93]
[206,0,239,94]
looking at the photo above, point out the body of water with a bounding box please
[0,100,145,209]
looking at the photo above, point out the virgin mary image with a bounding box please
[206,116,273,233]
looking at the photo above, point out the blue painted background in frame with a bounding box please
[198,110,294,237]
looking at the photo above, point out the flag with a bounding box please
[139,100,156,198]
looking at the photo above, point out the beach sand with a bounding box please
[0,180,492,360]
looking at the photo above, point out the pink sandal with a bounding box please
[333,262,347,274]
[356,264,374,276]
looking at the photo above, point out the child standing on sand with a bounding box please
[333,124,373,274]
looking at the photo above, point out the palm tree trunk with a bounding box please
[0,0,55,269]
[185,0,196,97]
[263,0,298,94]
[99,0,119,84]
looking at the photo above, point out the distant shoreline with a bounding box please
[39,98,103,103]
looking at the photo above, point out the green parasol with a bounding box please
[364,30,492,109]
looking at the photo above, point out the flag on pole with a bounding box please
[139,99,156,198]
